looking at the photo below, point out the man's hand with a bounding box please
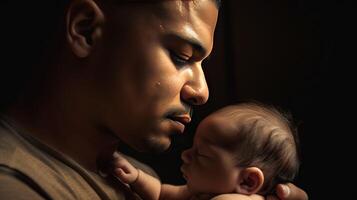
[267,183,308,200]
[112,152,139,184]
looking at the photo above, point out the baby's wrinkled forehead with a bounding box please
[197,104,286,144]
[196,112,242,145]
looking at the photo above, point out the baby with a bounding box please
[113,102,300,200]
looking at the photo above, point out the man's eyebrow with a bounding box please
[167,33,207,57]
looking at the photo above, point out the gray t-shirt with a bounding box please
[0,117,158,200]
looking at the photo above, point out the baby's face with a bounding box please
[181,112,241,194]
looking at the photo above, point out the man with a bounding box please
[0,0,307,199]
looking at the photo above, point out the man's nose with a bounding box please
[181,149,193,164]
[181,65,209,105]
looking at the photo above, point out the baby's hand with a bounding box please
[112,152,139,184]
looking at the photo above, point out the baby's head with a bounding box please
[181,102,299,196]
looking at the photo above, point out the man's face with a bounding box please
[89,0,218,153]
[180,113,240,194]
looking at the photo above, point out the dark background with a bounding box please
[1,0,352,199]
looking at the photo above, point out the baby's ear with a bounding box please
[235,167,264,195]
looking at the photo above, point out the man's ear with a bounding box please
[66,0,104,58]
[235,167,264,195]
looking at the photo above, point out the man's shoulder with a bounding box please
[0,122,141,200]
[0,123,23,165]
[0,120,64,180]
[0,171,46,200]
[0,122,43,171]
[0,125,51,199]
[0,122,90,200]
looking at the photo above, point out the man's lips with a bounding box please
[167,115,191,133]
[167,114,191,133]
[164,106,192,134]
[168,114,192,124]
